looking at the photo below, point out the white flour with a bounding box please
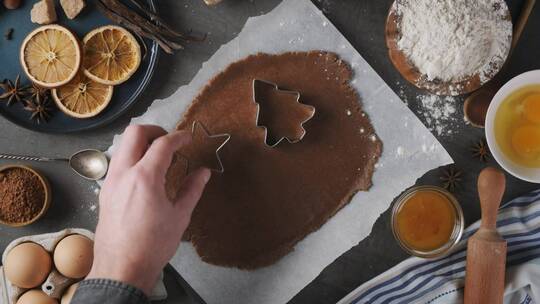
[395,81,460,137]
[396,0,512,83]
[418,95,459,137]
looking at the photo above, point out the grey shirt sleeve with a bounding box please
[71,279,150,304]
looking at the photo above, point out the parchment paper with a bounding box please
[105,0,453,303]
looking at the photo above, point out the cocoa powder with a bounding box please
[0,167,45,224]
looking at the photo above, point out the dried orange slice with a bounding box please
[20,25,81,88]
[52,72,113,118]
[82,26,141,86]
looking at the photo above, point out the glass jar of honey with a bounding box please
[391,186,464,258]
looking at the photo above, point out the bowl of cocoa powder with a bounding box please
[0,165,51,227]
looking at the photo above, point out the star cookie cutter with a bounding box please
[252,79,316,147]
[181,121,231,173]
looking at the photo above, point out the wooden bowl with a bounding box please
[385,0,512,96]
[0,165,52,227]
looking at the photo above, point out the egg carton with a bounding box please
[0,228,167,303]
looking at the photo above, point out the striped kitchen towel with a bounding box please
[338,189,540,304]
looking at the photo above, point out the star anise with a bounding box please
[0,75,28,106]
[24,93,53,124]
[24,82,49,103]
[440,166,462,192]
[471,138,490,162]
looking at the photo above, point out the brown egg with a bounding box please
[61,283,79,304]
[4,242,52,288]
[16,290,58,304]
[53,234,94,278]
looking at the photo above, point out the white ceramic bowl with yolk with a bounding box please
[485,69,540,183]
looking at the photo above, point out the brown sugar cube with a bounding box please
[60,0,86,19]
[203,0,223,6]
[30,0,57,25]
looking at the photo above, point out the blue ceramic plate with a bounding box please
[0,0,158,133]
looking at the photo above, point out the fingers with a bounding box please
[109,125,168,176]
[175,168,211,218]
[138,130,192,176]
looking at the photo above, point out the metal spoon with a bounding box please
[463,0,536,128]
[0,149,109,181]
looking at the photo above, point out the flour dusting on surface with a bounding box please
[419,95,459,137]
[396,146,405,157]
[395,81,461,138]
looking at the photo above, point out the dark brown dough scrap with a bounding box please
[169,51,382,269]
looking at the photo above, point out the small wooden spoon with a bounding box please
[464,167,507,304]
[464,0,536,128]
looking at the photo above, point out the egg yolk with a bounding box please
[512,125,540,159]
[523,94,540,124]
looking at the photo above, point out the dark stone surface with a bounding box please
[0,0,539,303]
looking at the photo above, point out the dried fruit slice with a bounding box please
[20,24,81,88]
[52,72,113,118]
[82,25,141,86]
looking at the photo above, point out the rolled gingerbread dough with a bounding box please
[167,51,382,269]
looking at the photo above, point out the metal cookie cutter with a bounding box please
[252,79,316,147]
[180,121,231,173]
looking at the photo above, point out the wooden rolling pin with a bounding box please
[464,167,507,304]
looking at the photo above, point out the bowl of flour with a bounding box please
[386,0,512,96]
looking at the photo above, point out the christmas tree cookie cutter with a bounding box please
[252,79,316,147]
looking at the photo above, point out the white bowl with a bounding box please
[485,70,540,183]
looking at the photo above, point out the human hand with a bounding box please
[87,125,211,295]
